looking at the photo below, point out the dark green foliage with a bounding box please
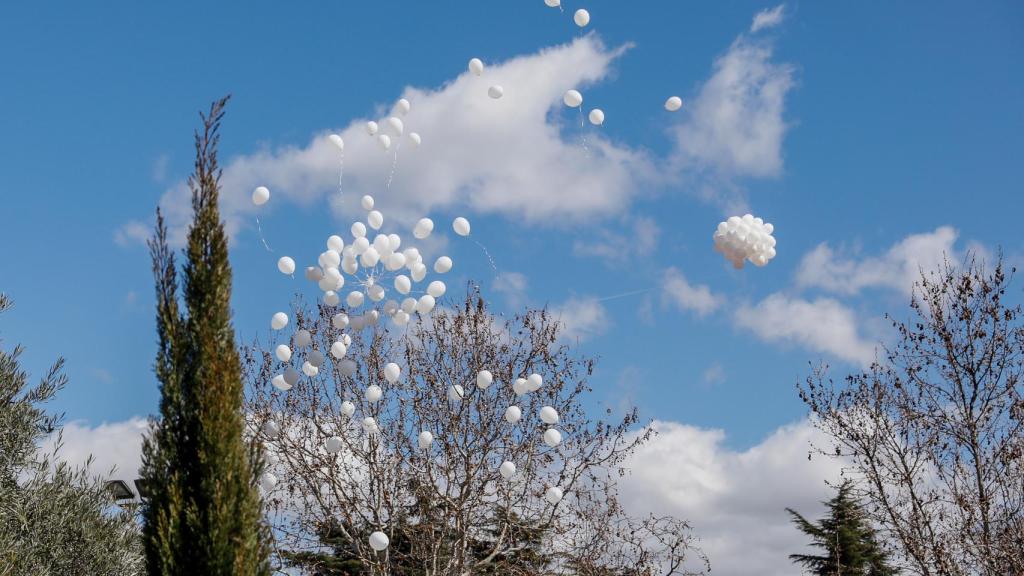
[788,480,898,576]
[0,293,143,575]
[139,97,271,576]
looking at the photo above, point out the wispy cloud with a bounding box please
[750,5,786,33]
[572,216,660,265]
[661,267,724,317]
[114,220,150,248]
[549,296,609,342]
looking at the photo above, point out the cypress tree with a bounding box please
[787,480,897,575]
[140,97,271,575]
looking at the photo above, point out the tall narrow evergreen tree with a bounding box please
[140,97,271,575]
[787,480,897,575]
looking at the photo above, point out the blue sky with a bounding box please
[4,4,1024,572]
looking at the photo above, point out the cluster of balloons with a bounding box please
[362,98,421,151]
[712,214,778,268]
[563,89,604,127]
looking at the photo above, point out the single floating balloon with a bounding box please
[504,405,522,424]
[545,486,564,504]
[448,384,465,402]
[540,406,559,425]
[271,312,289,330]
[330,340,347,359]
[563,89,583,108]
[665,96,683,112]
[332,313,350,330]
[347,291,365,308]
[277,256,296,275]
[574,8,590,27]
[366,121,379,135]
[271,374,290,391]
[327,234,345,252]
[499,461,516,479]
[427,280,446,298]
[369,531,390,552]
[416,294,436,314]
[452,217,471,236]
[252,186,270,206]
[488,85,504,99]
[325,436,343,454]
[302,361,318,377]
[367,210,384,230]
[394,275,411,295]
[259,471,277,492]
[543,428,563,447]
[527,373,543,391]
[275,344,292,362]
[341,400,356,417]
[384,362,401,383]
[362,416,379,434]
[328,134,345,151]
[395,98,411,115]
[468,57,484,76]
[544,0,560,6]
[413,218,434,239]
[418,430,434,450]
[476,370,493,389]
[588,108,605,126]
[434,256,453,274]
[263,420,281,439]
[513,378,529,396]
[361,195,375,210]
[377,134,392,151]
[408,132,421,147]
[324,291,340,307]
[387,116,404,136]
[365,385,383,403]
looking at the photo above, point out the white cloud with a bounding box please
[750,5,786,33]
[492,271,529,309]
[549,296,609,342]
[619,418,845,576]
[671,32,795,189]
[702,362,725,387]
[796,226,963,296]
[661,267,724,316]
[114,220,150,248]
[46,417,149,484]
[572,216,660,264]
[734,294,876,366]
[151,36,655,246]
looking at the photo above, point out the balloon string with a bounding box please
[255,216,274,252]
[578,108,590,156]
[596,288,653,302]
[337,153,345,203]
[386,142,402,191]
[472,239,499,277]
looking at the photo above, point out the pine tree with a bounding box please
[787,480,897,575]
[139,97,271,575]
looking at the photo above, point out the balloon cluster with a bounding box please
[363,98,421,151]
[712,214,778,269]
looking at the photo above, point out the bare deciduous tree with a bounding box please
[800,255,1024,575]
[245,291,708,576]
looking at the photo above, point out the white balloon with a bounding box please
[263,420,281,439]
[588,108,605,126]
[377,134,391,150]
[393,310,410,326]
[499,461,516,479]
[527,373,543,391]
[388,233,402,252]
[415,294,436,314]
[332,313,350,330]
[325,436,343,453]
[263,446,279,466]
[342,257,358,275]
[417,430,434,450]
[340,359,357,377]
[468,57,484,76]
[513,378,529,396]
[360,194,375,210]
[434,256,453,274]
[341,400,356,417]
[319,250,341,269]
[367,210,384,230]
[402,247,421,266]
[283,366,300,387]
[271,312,289,330]
[427,280,446,298]
[476,370,493,389]
[366,121,379,135]
[342,334,352,346]
[319,269,344,292]
[324,291,340,307]
[401,297,417,314]
[504,405,522,424]
[385,252,406,271]
[573,8,590,27]
[539,406,560,425]
[351,221,367,239]
[294,329,312,348]
[259,471,277,491]
[302,361,318,377]
[306,266,324,282]
[545,486,564,504]
[252,186,270,206]
[488,85,504,99]
[563,89,583,108]
[408,132,421,147]
[393,275,412,295]
[387,116,404,137]
[365,385,383,403]
[369,531,390,552]
[384,362,401,383]
[544,0,560,6]
[452,217,471,236]
[271,374,290,391]
[347,291,365,308]
[543,428,563,447]
[411,263,428,283]
[277,256,295,275]
[362,416,379,434]
[330,340,348,359]
[274,344,292,362]
[328,134,345,151]
[413,218,434,239]
[665,96,683,112]
[448,384,465,402]
[395,98,411,115]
